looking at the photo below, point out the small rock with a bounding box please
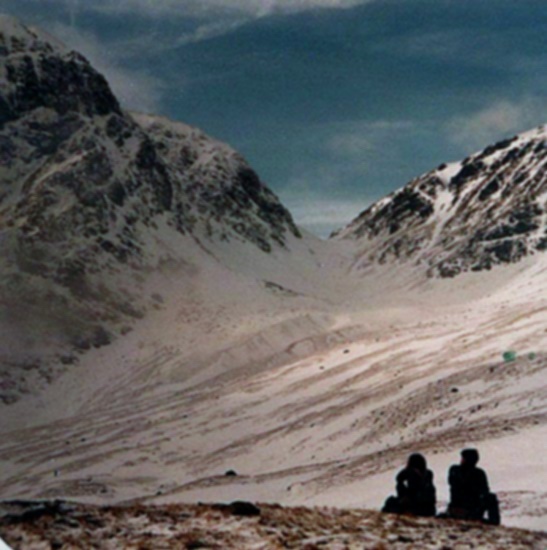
[228,501,261,517]
[187,541,207,549]
[55,516,80,529]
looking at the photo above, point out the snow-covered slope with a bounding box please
[0,253,545,529]
[0,15,320,403]
[335,127,547,277]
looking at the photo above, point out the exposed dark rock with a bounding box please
[5,52,121,119]
[478,178,500,201]
[0,500,74,525]
[212,501,261,517]
[478,136,517,159]
[228,501,261,517]
[450,160,486,191]
[486,239,527,263]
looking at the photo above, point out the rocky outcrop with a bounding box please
[0,16,120,122]
[1,501,545,549]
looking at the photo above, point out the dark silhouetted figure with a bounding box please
[447,448,500,525]
[382,453,436,517]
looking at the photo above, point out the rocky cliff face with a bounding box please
[0,15,300,400]
[134,113,300,253]
[334,127,546,277]
[0,16,120,124]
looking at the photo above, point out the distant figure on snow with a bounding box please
[382,453,436,517]
[446,448,500,525]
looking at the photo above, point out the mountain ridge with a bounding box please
[334,125,546,277]
[0,14,307,402]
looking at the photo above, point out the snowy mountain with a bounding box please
[334,127,547,277]
[0,15,311,402]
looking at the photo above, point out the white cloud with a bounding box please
[89,0,372,18]
[326,120,414,158]
[446,98,547,150]
[174,19,250,47]
[280,171,372,237]
[25,0,376,52]
[327,133,374,157]
[50,23,166,112]
[284,194,371,237]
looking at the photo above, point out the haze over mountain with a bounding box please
[0,15,545,540]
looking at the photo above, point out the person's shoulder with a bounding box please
[449,464,461,473]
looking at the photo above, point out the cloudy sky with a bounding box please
[3,0,546,235]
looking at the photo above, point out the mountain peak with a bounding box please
[335,125,547,277]
[0,16,305,402]
[0,15,121,122]
[0,14,68,54]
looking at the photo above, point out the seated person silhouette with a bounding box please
[382,453,436,517]
[447,448,500,525]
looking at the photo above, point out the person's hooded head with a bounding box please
[461,448,480,467]
[407,453,427,473]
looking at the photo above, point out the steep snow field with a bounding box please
[0,241,545,530]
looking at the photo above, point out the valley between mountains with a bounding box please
[0,14,546,543]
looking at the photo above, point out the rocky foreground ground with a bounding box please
[0,500,546,549]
